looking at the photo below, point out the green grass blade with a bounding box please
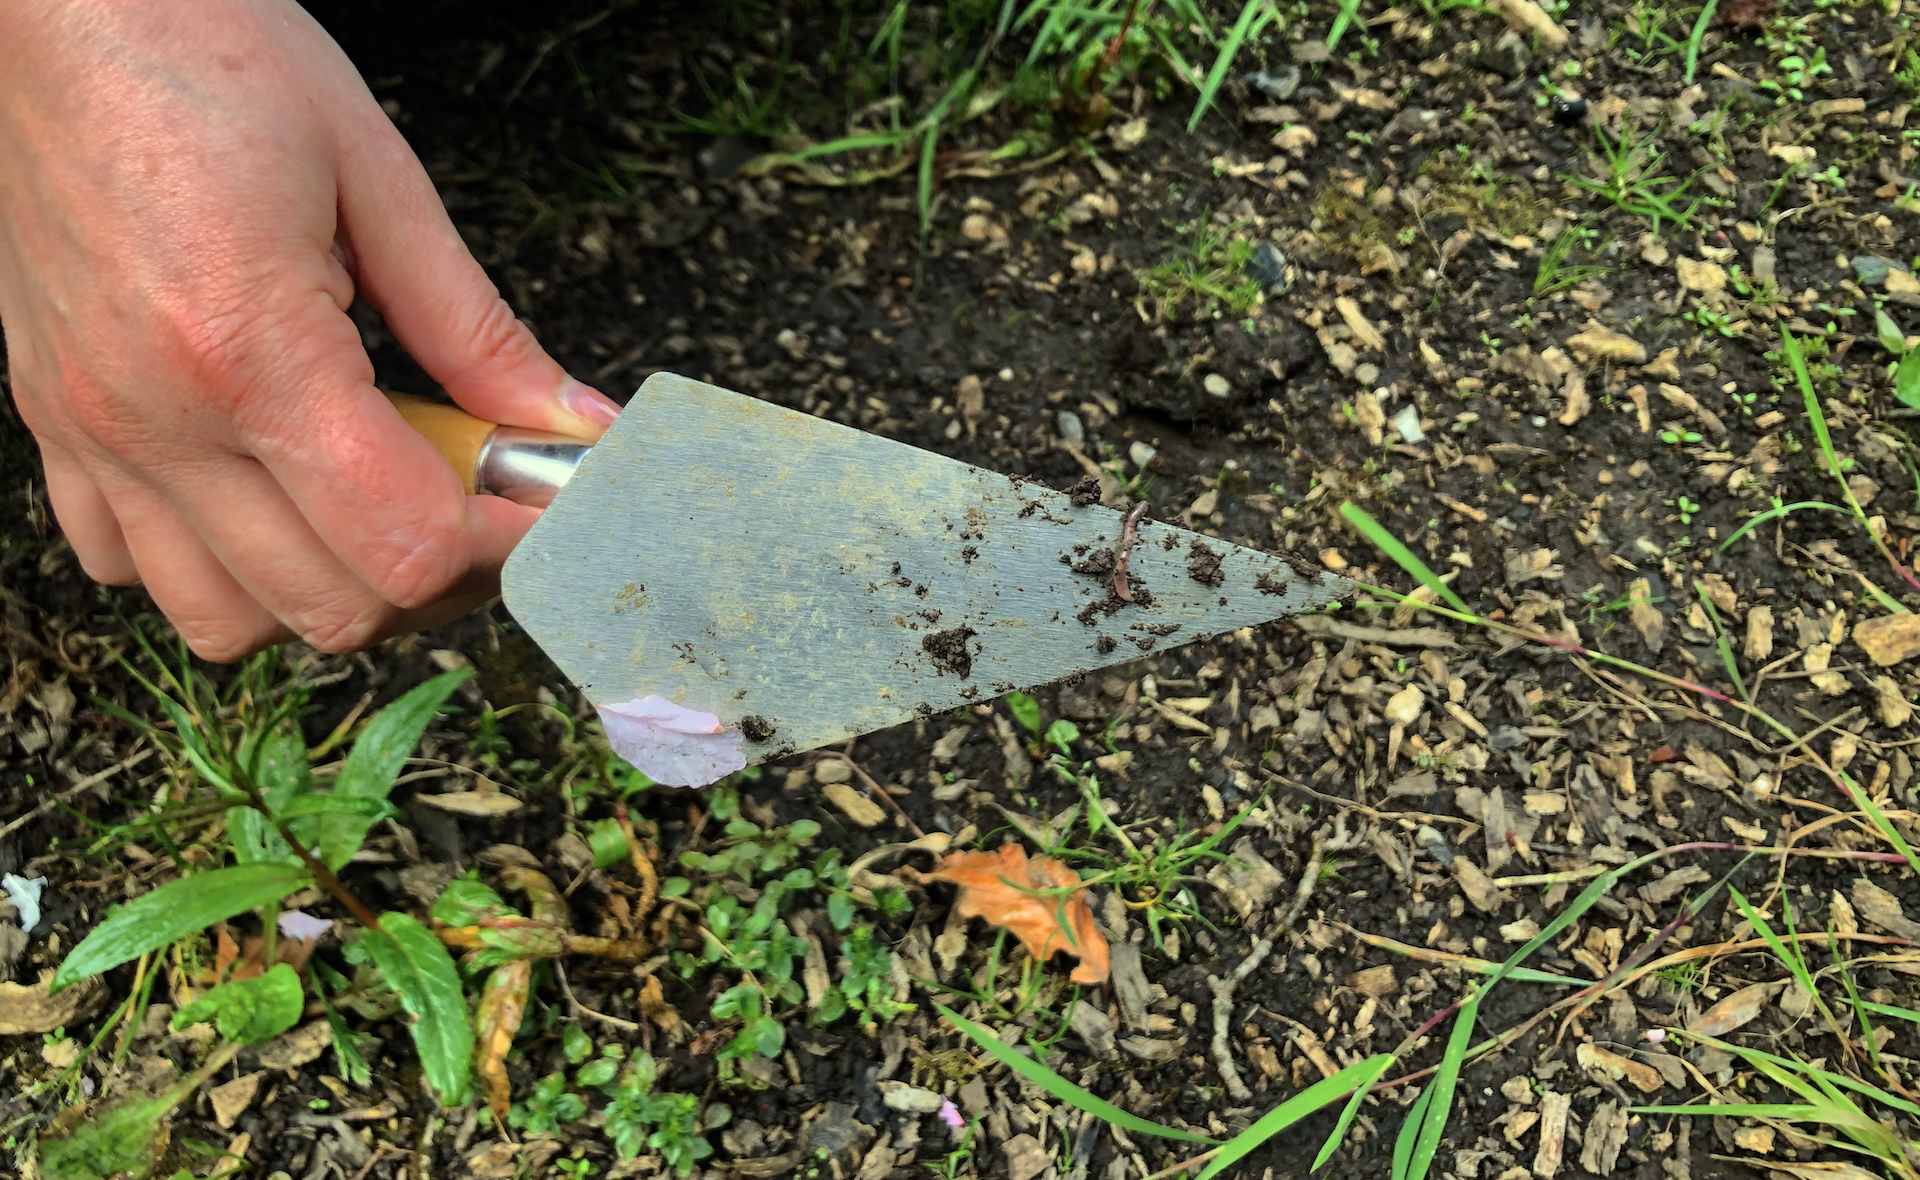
[1404,994,1478,1180]
[1717,500,1848,552]
[935,1003,1216,1143]
[1696,582,1750,706]
[1783,328,1841,478]
[1308,1055,1397,1171]
[1858,999,1920,1024]
[1391,1079,1436,1180]
[1632,1102,1822,1119]
[1187,0,1271,131]
[1327,0,1364,51]
[1844,769,1920,876]
[1683,0,1719,82]
[1198,1053,1393,1180]
[1340,502,1470,613]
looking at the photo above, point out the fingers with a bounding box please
[332,116,621,442]
[39,441,137,585]
[98,472,294,661]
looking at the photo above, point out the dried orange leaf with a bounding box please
[475,958,533,1123]
[927,844,1109,984]
[1687,981,1779,1037]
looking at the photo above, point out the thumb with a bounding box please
[331,114,621,441]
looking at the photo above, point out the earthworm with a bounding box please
[1112,500,1152,602]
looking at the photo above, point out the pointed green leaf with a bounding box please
[319,669,468,870]
[361,912,473,1105]
[1201,1052,1394,1180]
[54,861,312,990]
[935,1002,1214,1144]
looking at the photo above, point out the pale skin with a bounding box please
[0,0,622,660]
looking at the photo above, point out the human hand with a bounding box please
[0,0,621,660]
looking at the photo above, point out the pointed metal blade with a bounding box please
[502,373,1349,763]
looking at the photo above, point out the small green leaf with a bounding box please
[361,913,473,1106]
[827,893,855,931]
[231,723,308,863]
[55,861,312,990]
[172,963,304,1045]
[588,818,630,870]
[320,669,470,870]
[1878,309,1908,357]
[576,1057,620,1088]
[563,1024,594,1065]
[1005,691,1042,738]
[1896,349,1920,410]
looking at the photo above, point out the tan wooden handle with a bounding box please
[385,391,499,495]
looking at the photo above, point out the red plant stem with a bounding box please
[1113,501,1151,602]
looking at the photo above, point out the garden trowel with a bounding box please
[392,372,1349,774]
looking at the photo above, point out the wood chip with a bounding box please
[1852,877,1920,942]
[1453,858,1504,912]
[1335,296,1386,349]
[1575,1042,1663,1092]
[1567,324,1646,364]
[1579,1100,1628,1174]
[1532,1091,1571,1177]
[1348,965,1397,997]
[821,781,887,828]
[257,1020,333,1070]
[1639,864,1709,905]
[1745,605,1774,661]
[1688,981,1781,1036]
[1436,493,1489,522]
[1290,616,1456,647]
[1855,613,1920,666]
[1491,0,1570,48]
[0,972,106,1035]
[1628,576,1664,652]
[211,1071,264,1130]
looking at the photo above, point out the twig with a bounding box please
[346,1143,405,1180]
[553,960,642,1033]
[0,746,154,839]
[614,801,660,931]
[1113,501,1151,602]
[1209,823,1349,1101]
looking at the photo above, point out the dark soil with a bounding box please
[1187,539,1226,586]
[922,626,980,679]
[7,0,1920,1179]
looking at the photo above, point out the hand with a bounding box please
[0,0,621,660]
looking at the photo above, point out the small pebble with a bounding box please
[1245,241,1292,294]
[1532,415,1548,427]
[1055,409,1085,445]
[1390,404,1425,445]
[1203,373,1232,398]
[1415,824,1453,866]
[1245,65,1302,100]
[1129,440,1157,469]
[1853,255,1896,287]
[998,367,1014,380]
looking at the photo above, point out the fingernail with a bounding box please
[561,379,622,429]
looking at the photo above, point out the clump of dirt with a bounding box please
[1254,570,1289,596]
[1075,581,1153,624]
[1070,546,1116,576]
[1066,476,1101,506]
[1095,636,1117,654]
[1187,539,1224,586]
[921,626,977,678]
[738,715,776,742]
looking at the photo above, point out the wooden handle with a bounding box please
[385,392,498,495]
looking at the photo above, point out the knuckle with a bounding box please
[179,621,272,664]
[460,296,541,377]
[297,611,387,656]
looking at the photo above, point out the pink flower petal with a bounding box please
[278,910,334,943]
[598,695,746,788]
[939,1099,964,1129]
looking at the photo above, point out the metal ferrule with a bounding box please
[474,427,591,509]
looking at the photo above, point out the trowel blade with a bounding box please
[501,372,1349,763]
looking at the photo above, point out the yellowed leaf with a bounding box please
[927,844,1110,983]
